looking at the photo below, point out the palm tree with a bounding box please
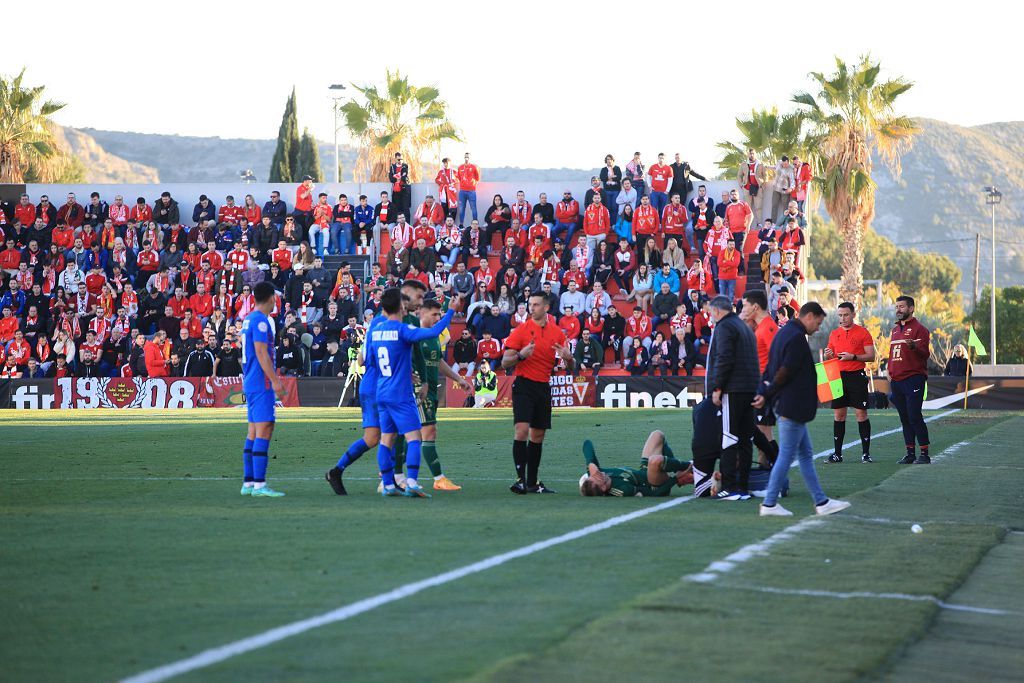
[793,56,918,307]
[339,70,461,183]
[0,69,68,183]
[715,107,812,176]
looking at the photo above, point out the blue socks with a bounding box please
[377,443,396,487]
[337,438,369,471]
[406,439,422,482]
[252,437,270,483]
[243,438,254,482]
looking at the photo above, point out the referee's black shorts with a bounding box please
[831,370,870,410]
[756,403,777,427]
[511,377,552,430]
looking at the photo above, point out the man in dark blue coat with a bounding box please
[753,302,851,517]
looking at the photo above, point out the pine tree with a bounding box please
[269,87,300,182]
[296,128,322,182]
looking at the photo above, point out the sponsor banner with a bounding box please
[445,374,596,408]
[194,376,299,409]
[595,377,706,409]
[0,377,299,409]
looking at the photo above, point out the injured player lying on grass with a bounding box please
[579,431,694,497]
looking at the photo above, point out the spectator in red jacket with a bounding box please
[144,330,169,377]
[558,305,581,340]
[189,282,214,325]
[624,306,652,351]
[476,329,501,370]
[554,190,580,245]
[717,238,742,302]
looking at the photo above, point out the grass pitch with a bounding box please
[1,407,1022,682]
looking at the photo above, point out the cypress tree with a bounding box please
[269,87,300,182]
[296,128,322,182]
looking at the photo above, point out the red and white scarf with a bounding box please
[300,290,314,324]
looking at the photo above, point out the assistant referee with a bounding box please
[823,301,876,463]
[502,292,575,494]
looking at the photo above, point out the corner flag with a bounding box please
[967,326,987,357]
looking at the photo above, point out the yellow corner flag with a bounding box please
[968,326,988,357]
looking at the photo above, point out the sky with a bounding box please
[4,0,1022,174]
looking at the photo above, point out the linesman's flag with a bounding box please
[967,326,988,357]
[816,358,844,403]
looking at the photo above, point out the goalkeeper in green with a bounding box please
[579,431,693,497]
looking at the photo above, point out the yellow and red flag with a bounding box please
[816,358,844,403]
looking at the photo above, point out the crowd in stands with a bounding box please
[0,148,809,380]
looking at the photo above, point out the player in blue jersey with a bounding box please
[240,281,286,497]
[325,313,383,495]
[372,287,455,498]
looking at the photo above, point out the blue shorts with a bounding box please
[360,392,380,430]
[246,390,276,424]
[378,399,422,435]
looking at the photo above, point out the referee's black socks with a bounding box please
[513,440,528,481]
[833,420,846,457]
[526,441,543,487]
[858,419,871,456]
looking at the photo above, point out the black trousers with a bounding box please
[720,392,755,492]
[890,375,929,447]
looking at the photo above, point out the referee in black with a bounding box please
[502,293,575,494]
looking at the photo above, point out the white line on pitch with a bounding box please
[799,408,960,468]
[120,495,695,683]
[721,584,1021,616]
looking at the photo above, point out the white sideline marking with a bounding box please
[686,518,825,583]
[931,441,970,462]
[5,476,581,484]
[725,584,1021,617]
[800,408,960,468]
[120,495,695,683]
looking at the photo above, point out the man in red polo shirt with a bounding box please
[294,176,315,236]
[502,292,575,494]
[823,301,876,464]
[648,152,674,216]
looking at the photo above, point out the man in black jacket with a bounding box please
[705,295,759,500]
[753,302,850,517]
[184,339,215,377]
[451,328,478,376]
[319,339,347,377]
[669,154,706,205]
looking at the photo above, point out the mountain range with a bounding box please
[56,119,1023,292]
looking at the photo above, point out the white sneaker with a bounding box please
[815,498,851,516]
[759,503,793,516]
[751,489,767,499]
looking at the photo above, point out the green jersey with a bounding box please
[584,446,674,498]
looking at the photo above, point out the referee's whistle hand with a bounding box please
[520,341,536,359]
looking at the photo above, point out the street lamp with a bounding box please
[329,84,347,183]
[984,185,1002,366]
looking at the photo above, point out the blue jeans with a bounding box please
[458,190,478,225]
[685,224,696,252]
[554,220,577,245]
[650,191,668,216]
[719,278,736,302]
[764,417,826,507]
[309,224,329,256]
[329,222,351,255]
[442,247,461,266]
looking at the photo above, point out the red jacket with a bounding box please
[457,163,480,191]
[510,202,531,227]
[583,203,610,237]
[633,205,660,236]
[271,248,292,271]
[137,249,160,271]
[556,199,579,224]
[218,205,245,225]
[0,248,22,270]
[435,167,458,204]
[168,294,189,318]
[131,204,153,224]
[661,204,688,234]
[201,250,224,271]
[144,341,168,377]
[189,293,214,318]
[888,317,930,381]
[414,201,445,227]
[476,338,501,364]
[717,248,741,280]
[626,314,652,338]
[413,225,437,248]
[14,203,36,227]
[558,315,581,340]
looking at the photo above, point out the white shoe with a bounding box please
[751,489,767,499]
[759,503,793,516]
[815,498,851,516]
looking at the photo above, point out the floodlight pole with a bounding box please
[329,84,347,183]
[984,186,1002,366]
